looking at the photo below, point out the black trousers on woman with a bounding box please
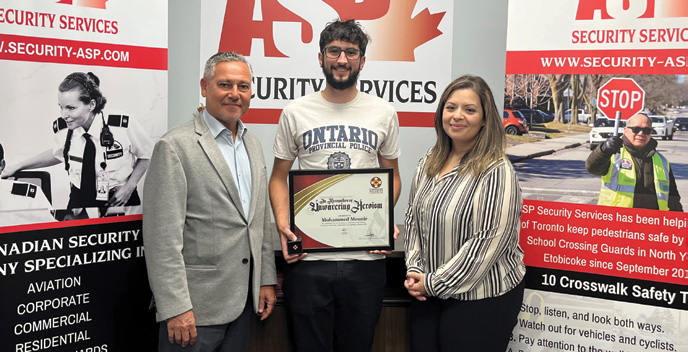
[410,280,525,352]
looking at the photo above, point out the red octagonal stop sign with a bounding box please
[597,78,645,120]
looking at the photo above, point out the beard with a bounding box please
[322,63,360,90]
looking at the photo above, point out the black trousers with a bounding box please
[410,280,525,352]
[283,260,386,352]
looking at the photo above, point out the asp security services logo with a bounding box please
[56,0,108,9]
[218,0,446,62]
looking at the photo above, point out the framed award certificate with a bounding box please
[288,168,394,253]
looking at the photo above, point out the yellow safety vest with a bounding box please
[598,147,670,210]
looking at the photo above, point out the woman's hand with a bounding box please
[105,184,135,207]
[404,271,428,301]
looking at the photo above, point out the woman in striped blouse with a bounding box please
[404,75,525,351]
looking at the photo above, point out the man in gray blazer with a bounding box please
[143,52,277,351]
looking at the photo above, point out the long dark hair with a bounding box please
[424,75,506,177]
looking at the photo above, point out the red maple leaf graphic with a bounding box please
[364,2,445,61]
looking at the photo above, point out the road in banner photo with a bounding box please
[511,126,688,210]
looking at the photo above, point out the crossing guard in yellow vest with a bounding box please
[586,113,682,212]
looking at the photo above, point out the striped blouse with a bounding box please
[404,153,525,300]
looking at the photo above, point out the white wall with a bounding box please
[168,0,201,130]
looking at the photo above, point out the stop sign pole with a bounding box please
[596,78,645,136]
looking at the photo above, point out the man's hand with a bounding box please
[600,136,622,155]
[404,272,428,301]
[166,310,197,347]
[258,286,277,321]
[270,158,306,264]
[278,226,306,264]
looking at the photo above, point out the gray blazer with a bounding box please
[143,113,277,326]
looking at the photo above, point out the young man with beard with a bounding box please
[269,19,402,352]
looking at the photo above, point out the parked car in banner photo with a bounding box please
[503,109,528,135]
[564,108,592,124]
[518,108,554,124]
[649,115,674,140]
[589,117,626,150]
[674,116,688,131]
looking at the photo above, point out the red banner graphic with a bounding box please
[218,0,445,62]
[0,34,167,70]
[0,214,142,235]
[520,199,688,286]
[506,49,688,75]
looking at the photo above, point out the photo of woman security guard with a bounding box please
[404,75,526,351]
[0,72,152,220]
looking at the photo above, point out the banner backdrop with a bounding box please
[505,1,687,351]
[199,0,453,128]
[0,1,167,350]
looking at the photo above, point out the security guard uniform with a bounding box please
[598,146,670,210]
[0,180,55,226]
[51,112,153,209]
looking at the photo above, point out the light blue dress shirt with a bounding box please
[203,110,252,218]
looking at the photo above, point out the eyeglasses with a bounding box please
[626,126,653,135]
[323,46,362,60]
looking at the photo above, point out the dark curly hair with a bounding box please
[319,19,370,55]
